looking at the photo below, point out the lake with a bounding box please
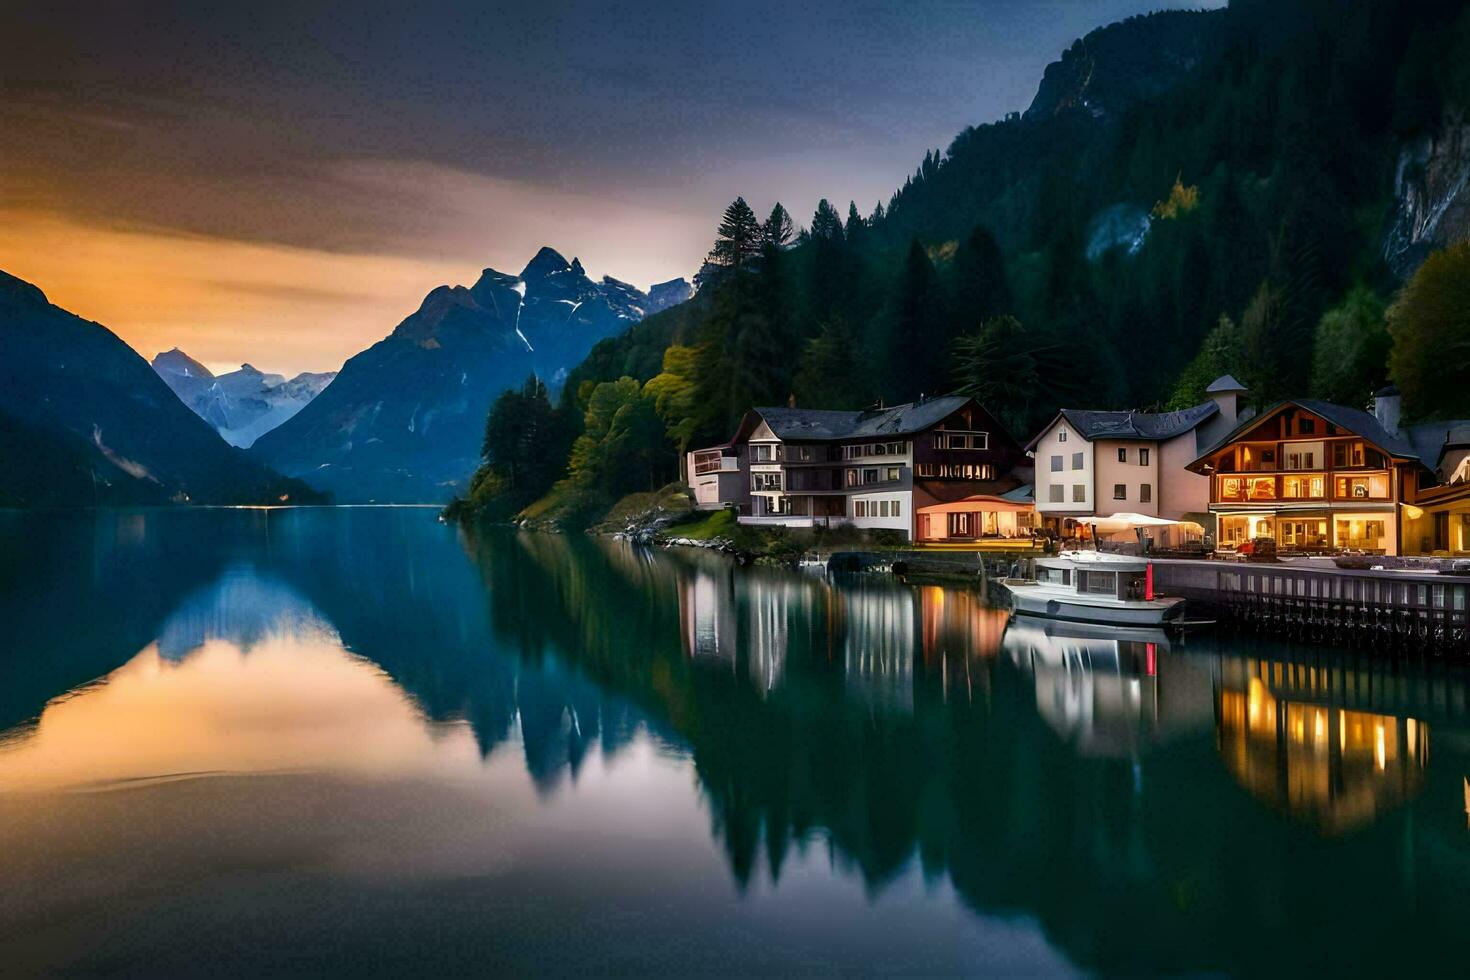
[1,507,1468,975]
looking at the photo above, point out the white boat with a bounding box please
[1004,550,1185,626]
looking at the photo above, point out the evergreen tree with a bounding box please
[844,201,866,246]
[1388,242,1470,421]
[1166,315,1245,410]
[810,199,845,242]
[794,318,865,410]
[479,375,561,501]
[1310,286,1390,406]
[877,239,947,401]
[707,197,764,271]
[950,225,1013,331]
[762,203,794,249]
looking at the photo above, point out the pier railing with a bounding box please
[1153,559,1470,652]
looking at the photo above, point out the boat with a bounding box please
[1004,550,1185,625]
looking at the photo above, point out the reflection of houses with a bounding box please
[678,568,739,664]
[841,583,916,712]
[1002,617,1215,757]
[918,586,1008,666]
[1216,666,1429,836]
[1187,386,1470,555]
[685,396,1035,542]
[1028,375,1241,541]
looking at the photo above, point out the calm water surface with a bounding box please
[2,507,1469,975]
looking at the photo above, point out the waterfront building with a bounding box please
[1026,375,1244,541]
[1186,385,1470,556]
[685,395,1034,542]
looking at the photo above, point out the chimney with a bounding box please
[1373,384,1402,436]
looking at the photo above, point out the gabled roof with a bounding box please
[1189,399,1425,469]
[744,395,973,442]
[1025,401,1217,451]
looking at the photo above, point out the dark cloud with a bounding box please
[2,0,1221,264]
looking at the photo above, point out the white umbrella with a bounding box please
[1074,513,1203,534]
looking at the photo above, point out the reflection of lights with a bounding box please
[1376,721,1386,770]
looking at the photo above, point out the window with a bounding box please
[845,469,858,487]
[1113,484,1127,500]
[1140,483,1152,503]
[893,500,901,517]
[1299,417,1316,434]
[886,466,901,482]
[934,431,989,450]
[863,468,879,484]
[1051,455,1063,472]
[1058,428,1068,443]
[844,441,906,460]
[1283,475,1325,499]
[915,463,995,479]
[854,500,867,517]
[1073,484,1086,502]
[794,446,812,461]
[1335,474,1389,499]
[879,500,889,517]
[1072,452,1084,470]
[1117,448,1128,463]
[752,472,782,491]
[1139,448,1150,466]
[1049,485,1064,503]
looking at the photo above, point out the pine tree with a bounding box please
[762,203,794,249]
[845,201,866,246]
[707,197,764,271]
[877,239,947,401]
[950,225,1012,333]
[810,199,845,242]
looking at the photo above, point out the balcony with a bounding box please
[692,455,739,476]
[1214,471,1390,505]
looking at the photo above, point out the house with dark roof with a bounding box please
[1184,385,1470,555]
[1025,376,1244,538]
[685,395,1034,542]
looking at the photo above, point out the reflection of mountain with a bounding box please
[154,568,331,661]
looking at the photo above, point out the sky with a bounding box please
[0,0,1221,375]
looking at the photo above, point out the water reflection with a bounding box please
[3,509,1470,974]
[1217,664,1431,835]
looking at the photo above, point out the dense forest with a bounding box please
[453,0,1470,525]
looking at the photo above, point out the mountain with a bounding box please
[251,248,690,502]
[152,350,336,448]
[0,271,321,506]
[498,0,1470,524]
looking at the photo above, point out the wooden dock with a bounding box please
[1153,559,1470,653]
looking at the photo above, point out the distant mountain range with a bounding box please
[0,270,322,507]
[152,349,335,448]
[250,248,690,502]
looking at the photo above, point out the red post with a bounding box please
[1145,562,1154,601]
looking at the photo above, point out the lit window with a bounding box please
[1058,428,1068,443]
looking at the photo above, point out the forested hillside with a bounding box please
[454,0,1470,525]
